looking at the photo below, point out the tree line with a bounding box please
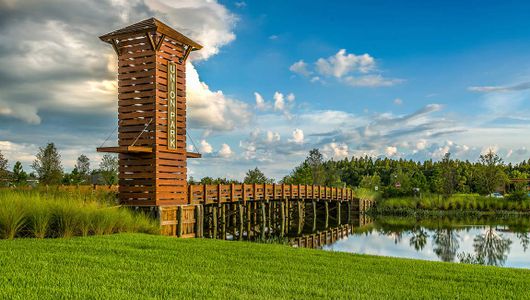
[0,143,118,187]
[191,149,530,199]
[2,144,529,198]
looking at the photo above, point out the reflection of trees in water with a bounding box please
[473,226,512,267]
[517,232,529,252]
[409,227,429,251]
[377,227,404,245]
[433,229,460,262]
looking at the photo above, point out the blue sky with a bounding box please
[1,0,530,180]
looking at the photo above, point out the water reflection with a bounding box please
[433,229,460,262]
[323,215,530,269]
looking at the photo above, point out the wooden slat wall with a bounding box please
[155,35,188,205]
[188,184,355,205]
[116,33,157,205]
[113,31,189,206]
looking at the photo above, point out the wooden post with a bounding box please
[177,206,183,237]
[297,200,303,235]
[280,200,285,237]
[246,202,251,238]
[238,203,244,241]
[212,205,218,239]
[194,205,201,238]
[347,201,352,224]
[337,201,341,225]
[221,204,226,240]
[260,201,266,238]
[324,201,329,229]
[312,200,317,232]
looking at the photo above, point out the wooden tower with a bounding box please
[97,18,201,206]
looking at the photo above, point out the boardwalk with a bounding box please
[188,183,354,204]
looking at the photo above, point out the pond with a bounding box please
[323,216,530,269]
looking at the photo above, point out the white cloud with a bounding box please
[468,81,530,93]
[254,92,268,111]
[273,91,285,111]
[218,143,233,158]
[290,129,304,144]
[187,62,252,132]
[289,60,312,77]
[266,131,281,143]
[200,139,213,154]
[322,142,349,159]
[343,75,403,87]
[385,146,398,157]
[393,98,403,105]
[416,139,427,150]
[316,49,375,78]
[291,49,401,88]
[286,93,295,102]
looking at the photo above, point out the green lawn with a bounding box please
[1,234,529,299]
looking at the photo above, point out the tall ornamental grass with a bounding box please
[0,189,159,240]
[374,193,530,214]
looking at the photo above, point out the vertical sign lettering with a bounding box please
[168,62,177,149]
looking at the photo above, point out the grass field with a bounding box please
[1,234,529,299]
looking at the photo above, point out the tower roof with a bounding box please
[99,17,202,50]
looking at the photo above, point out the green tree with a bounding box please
[75,154,91,184]
[244,167,274,184]
[99,154,118,187]
[307,149,325,185]
[476,150,507,195]
[32,143,63,185]
[359,173,381,190]
[11,161,27,186]
[440,153,457,199]
[0,150,7,186]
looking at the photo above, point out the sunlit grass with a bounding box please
[0,234,529,299]
[0,189,159,239]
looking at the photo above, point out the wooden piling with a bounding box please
[177,206,183,237]
[337,201,341,225]
[212,205,218,239]
[312,200,317,232]
[324,201,329,229]
[221,204,226,240]
[280,201,285,237]
[238,203,244,241]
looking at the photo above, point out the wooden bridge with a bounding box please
[159,183,375,238]
[188,184,354,204]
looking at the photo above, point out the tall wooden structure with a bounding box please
[97,18,202,206]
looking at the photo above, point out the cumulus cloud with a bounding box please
[289,60,312,77]
[187,62,252,132]
[273,92,285,111]
[200,139,213,154]
[385,146,398,157]
[254,92,268,111]
[322,142,349,159]
[393,98,403,105]
[218,143,233,158]
[266,131,280,143]
[290,129,304,144]
[316,50,375,77]
[291,49,402,87]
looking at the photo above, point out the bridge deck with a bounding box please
[188,184,354,205]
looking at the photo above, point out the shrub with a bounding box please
[0,189,159,240]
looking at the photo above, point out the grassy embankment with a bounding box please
[370,193,530,216]
[0,188,158,239]
[0,233,529,299]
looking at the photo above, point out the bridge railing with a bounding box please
[188,183,354,205]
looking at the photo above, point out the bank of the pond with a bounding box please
[370,193,530,217]
[1,234,529,299]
